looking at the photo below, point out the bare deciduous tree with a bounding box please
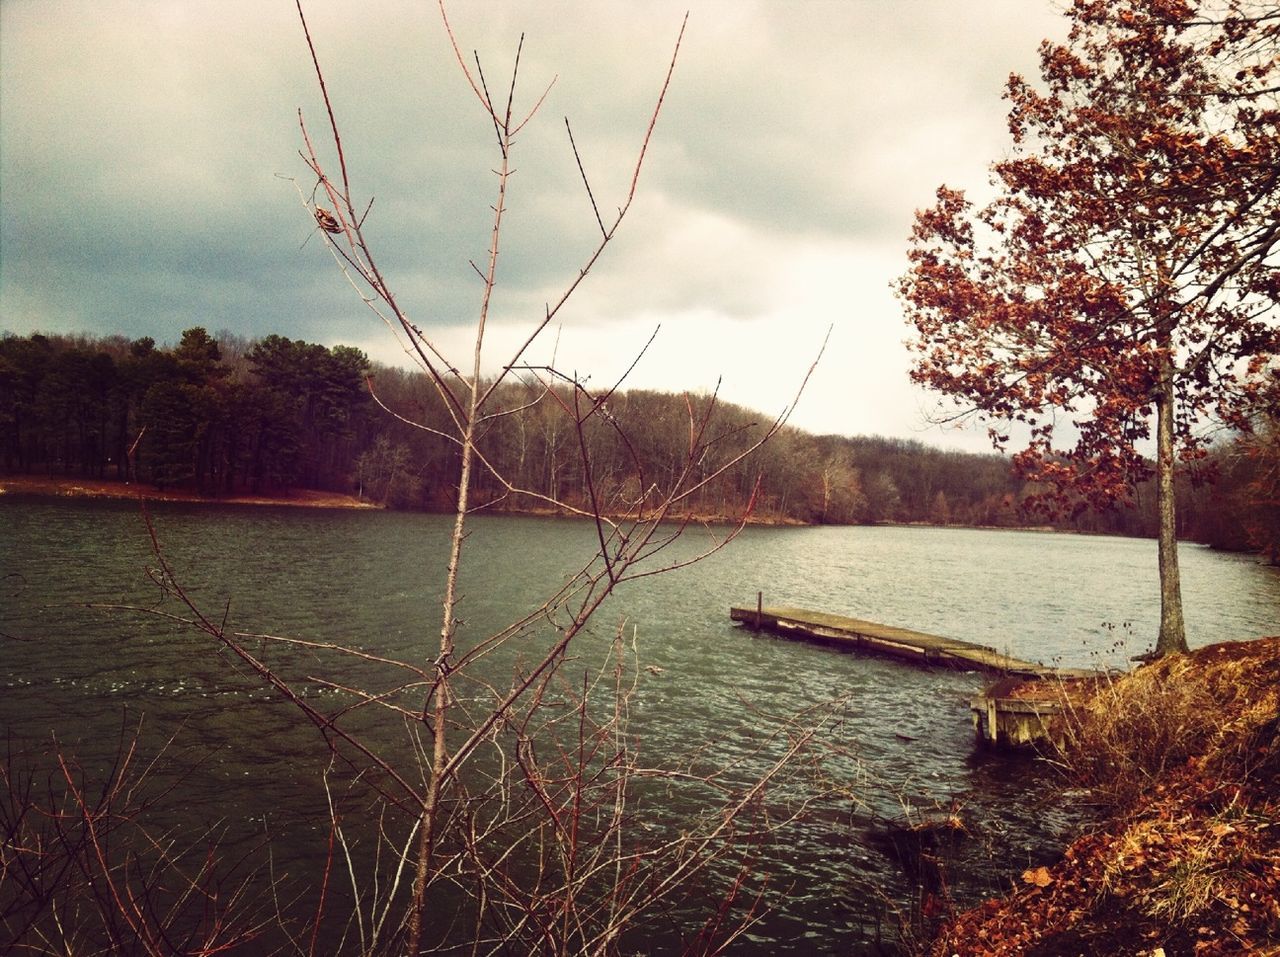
[15,4,835,954]
[292,3,832,947]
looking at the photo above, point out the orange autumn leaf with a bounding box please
[1022,866,1054,888]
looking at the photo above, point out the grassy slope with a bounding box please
[934,637,1280,956]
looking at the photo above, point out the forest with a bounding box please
[1,327,1275,557]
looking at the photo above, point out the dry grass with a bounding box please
[1050,639,1280,811]
[1056,638,1280,931]
[931,636,1280,955]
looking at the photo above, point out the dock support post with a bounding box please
[756,592,763,631]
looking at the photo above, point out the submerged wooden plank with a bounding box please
[729,604,1064,678]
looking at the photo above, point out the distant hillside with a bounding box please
[1,328,1274,555]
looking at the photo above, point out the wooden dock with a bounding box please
[969,676,1067,748]
[729,604,1092,680]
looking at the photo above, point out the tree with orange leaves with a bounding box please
[899,0,1278,657]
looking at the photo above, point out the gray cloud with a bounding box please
[1,0,1065,447]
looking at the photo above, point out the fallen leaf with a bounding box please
[1022,866,1053,888]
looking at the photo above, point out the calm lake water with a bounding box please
[2,496,1277,952]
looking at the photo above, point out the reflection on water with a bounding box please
[2,497,1277,951]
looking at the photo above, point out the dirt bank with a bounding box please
[0,475,809,525]
[0,475,378,510]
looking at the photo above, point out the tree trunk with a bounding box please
[1154,361,1189,657]
[405,140,512,957]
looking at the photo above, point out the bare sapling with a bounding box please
[295,1,832,946]
[64,2,840,953]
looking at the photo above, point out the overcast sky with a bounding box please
[0,1,1068,451]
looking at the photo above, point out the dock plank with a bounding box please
[729,605,1088,678]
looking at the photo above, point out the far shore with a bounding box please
[0,475,800,525]
[0,474,378,510]
[2,476,1258,553]
[0,470,798,524]
[0,474,1179,533]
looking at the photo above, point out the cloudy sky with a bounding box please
[0,1,1067,451]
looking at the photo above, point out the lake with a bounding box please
[2,496,1277,952]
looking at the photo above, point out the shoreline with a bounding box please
[1,477,1266,554]
[0,475,802,525]
[0,475,379,510]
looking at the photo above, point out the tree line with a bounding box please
[0,328,1275,556]
[0,328,369,495]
